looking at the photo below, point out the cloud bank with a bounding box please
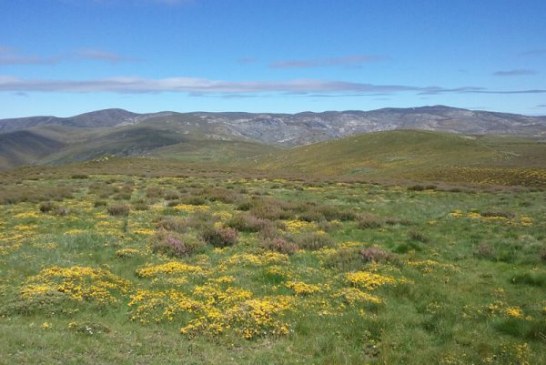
[1,75,545,96]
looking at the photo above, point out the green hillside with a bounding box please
[151,139,278,162]
[0,131,65,170]
[43,127,187,164]
[0,123,277,170]
[254,130,546,186]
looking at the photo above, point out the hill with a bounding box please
[253,130,546,186]
[0,130,65,169]
[0,108,140,133]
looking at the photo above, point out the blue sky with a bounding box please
[1,0,545,118]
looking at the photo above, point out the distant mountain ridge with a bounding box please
[0,108,140,133]
[1,105,545,171]
[1,106,545,144]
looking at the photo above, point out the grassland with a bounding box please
[0,160,544,364]
[254,131,546,187]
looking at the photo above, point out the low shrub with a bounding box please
[318,205,357,221]
[407,184,425,191]
[480,211,515,219]
[494,317,546,341]
[248,197,296,220]
[201,226,238,247]
[112,192,132,201]
[360,247,393,263]
[202,187,238,204]
[236,200,253,211]
[107,204,130,216]
[408,230,429,243]
[39,201,56,213]
[393,241,422,253]
[357,213,383,229]
[227,213,270,233]
[474,242,495,260]
[132,200,149,211]
[261,237,298,255]
[324,247,362,271]
[71,174,89,179]
[163,190,180,200]
[180,195,207,206]
[1,185,74,205]
[298,211,326,223]
[384,217,412,226]
[156,216,189,233]
[146,186,163,199]
[510,272,546,287]
[53,206,70,216]
[317,220,343,232]
[151,230,205,257]
[296,232,335,251]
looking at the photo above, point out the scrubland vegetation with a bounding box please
[0,160,544,364]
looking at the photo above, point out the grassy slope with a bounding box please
[2,127,545,187]
[254,130,546,186]
[0,171,544,364]
[0,130,65,169]
[43,126,188,164]
[0,121,275,169]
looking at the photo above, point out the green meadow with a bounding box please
[0,158,544,364]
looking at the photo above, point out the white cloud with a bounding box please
[0,46,59,65]
[0,45,134,65]
[0,75,544,96]
[270,55,383,69]
[493,69,538,77]
[74,49,136,63]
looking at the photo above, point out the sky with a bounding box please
[1,0,545,118]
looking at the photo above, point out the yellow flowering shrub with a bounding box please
[407,259,457,273]
[21,266,131,305]
[505,306,524,318]
[132,228,155,236]
[193,283,253,306]
[448,210,464,218]
[223,252,288,267]
[181,295,293,339]
[115,248,142,258]
[286,281,321,295]
[334,288,382,305]
[136,261,204,278]
[128,289,202,324]
[519,216,533,226]
[15,211,41,219]
[283,219,316,233]
[173,204,209,213]
[346,271,398,290]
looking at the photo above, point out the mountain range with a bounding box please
[0,105,545,171]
